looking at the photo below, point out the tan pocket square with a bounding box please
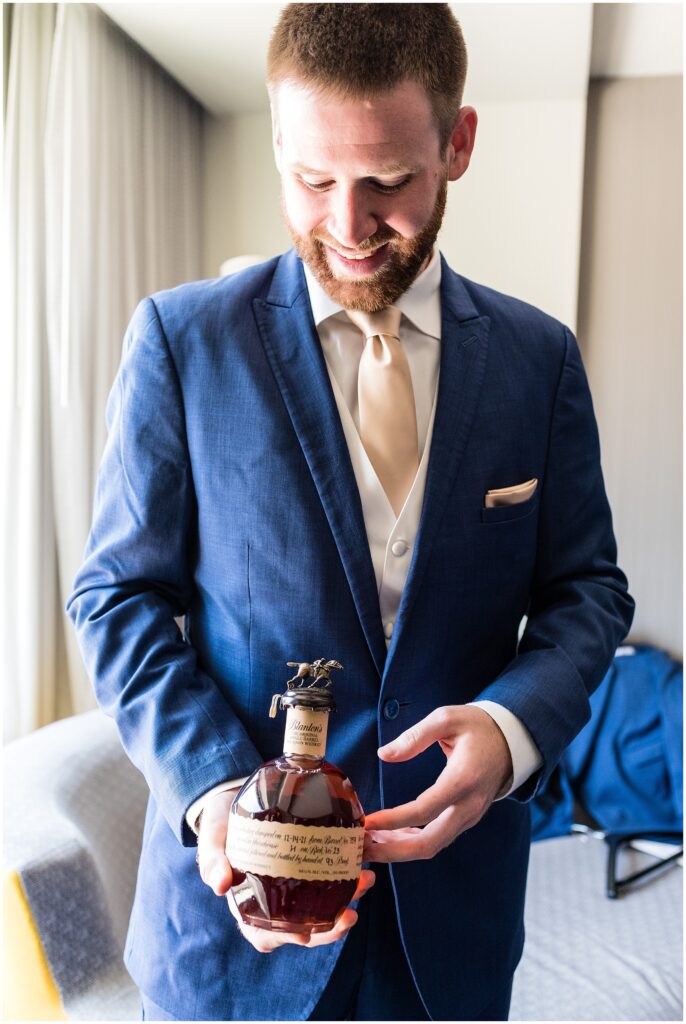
[485,478,538,509]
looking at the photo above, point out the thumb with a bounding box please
[378,707,454,762]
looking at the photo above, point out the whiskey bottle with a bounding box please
[226,659,365,934]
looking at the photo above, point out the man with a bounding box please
[67,5,634,1021]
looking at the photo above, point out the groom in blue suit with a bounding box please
[67,5,634,1020]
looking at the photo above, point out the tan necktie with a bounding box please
[345,306,420,517]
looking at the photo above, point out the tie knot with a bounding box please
[346,306,402,341]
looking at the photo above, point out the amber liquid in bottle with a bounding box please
[227,704,365,934]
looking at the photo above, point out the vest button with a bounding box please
[383,620,394,639]
[383,699,400,721]
[391,539,409,556]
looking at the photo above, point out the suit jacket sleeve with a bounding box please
[66,297,264,847]
[473,325,635,801]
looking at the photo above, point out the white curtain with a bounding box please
[2,3,204,741]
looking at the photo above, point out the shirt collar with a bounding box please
[303,244,442,340]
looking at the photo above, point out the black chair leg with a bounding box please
[605,831,683,898]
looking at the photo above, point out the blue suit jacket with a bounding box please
[67,249,634,1020]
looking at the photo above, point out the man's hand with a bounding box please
[363,705,513,863]
[196,788,242,895]
[196,788,376,953]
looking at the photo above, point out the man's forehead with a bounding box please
[278,114,437,166]
[273,80,442,165]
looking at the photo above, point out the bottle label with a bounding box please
[283,706,328,757]
[227,816,365,882]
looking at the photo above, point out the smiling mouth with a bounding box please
[328,246,383,261]
[323,242,391,271]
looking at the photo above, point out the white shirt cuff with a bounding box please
[185,777,249,835]
[468,700,543,800]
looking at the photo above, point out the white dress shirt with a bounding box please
[186,247,542,832]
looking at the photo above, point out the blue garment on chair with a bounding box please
[532,645,683,840]
[529,762,575,841]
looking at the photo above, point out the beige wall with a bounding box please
[203,110,290,281]
[440,98,587,330]
[578,76,682,657]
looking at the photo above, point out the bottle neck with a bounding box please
[282,705,329,758]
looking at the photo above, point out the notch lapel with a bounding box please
[252,252,387,677]
[384,259,491,671]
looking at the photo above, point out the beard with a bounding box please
[282,174,448,313]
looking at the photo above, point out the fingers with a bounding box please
[197,789,240,896]
[377,706,458,763]
[304,908,359,947]
[363,826,424,861]
[368,730,494,832]
[363,803,485,863]
[364,763,461,830]
[364,799,434,832]
[226,889,360,953]
[350,867,376,902]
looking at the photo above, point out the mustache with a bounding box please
[313,229,399,253]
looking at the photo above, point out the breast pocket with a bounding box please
[480,490,539,525]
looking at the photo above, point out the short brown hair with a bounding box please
[266,3,468,150]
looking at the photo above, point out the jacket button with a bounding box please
[383,699,400,721]
[391,539,409,556]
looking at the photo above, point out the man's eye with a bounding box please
[302,180,332,191]
[301,178,411,193]
[372,179,410,194]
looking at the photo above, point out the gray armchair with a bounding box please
[3,710,147,1020]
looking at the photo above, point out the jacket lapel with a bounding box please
[252,251,388,677]
[384,257,491,671]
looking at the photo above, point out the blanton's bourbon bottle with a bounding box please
[226,659,365,934]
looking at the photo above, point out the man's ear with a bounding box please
[445,106,477,182]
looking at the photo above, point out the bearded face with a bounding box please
[282,175,447,312]
[273,80,455,312]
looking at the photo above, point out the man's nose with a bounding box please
[328,189,378,250]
